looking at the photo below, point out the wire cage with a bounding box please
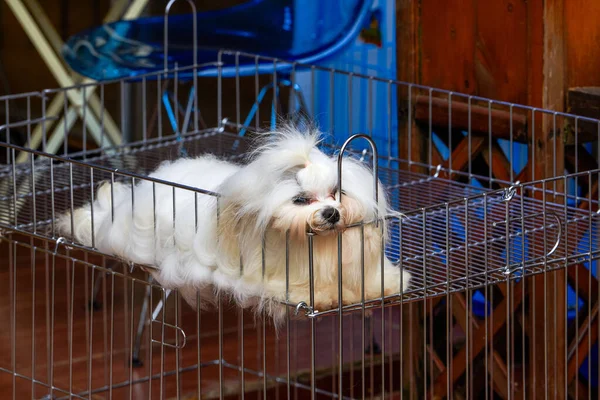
[2,12,600,400]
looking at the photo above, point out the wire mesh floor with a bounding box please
[0,130,598,309]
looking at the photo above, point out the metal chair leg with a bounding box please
[364,314,382,355]
[90,263,115,311]
[131,282,152,367]
[237,78,311,136]
[89,269,104,311]
[162,86,197,157]
[131,275,171,368]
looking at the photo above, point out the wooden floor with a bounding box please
[0,235,406,399]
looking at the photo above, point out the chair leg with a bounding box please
[162,91,179,135]
[364,314,382,355]
[238,77,311,138]
[162,86,197,135]
[89,262,116,310]
[181,86,195,135]
[89,269,104,311]
[130,275,172,368]
[131,282,152,367]
[162,86,198,157]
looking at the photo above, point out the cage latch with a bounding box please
[493,212,562,276]
[502,182,520,202]
[294,301,314,317]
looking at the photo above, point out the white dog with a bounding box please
[58,127,411,323]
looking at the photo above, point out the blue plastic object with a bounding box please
[62,0,372,81]
[580,343,599,387]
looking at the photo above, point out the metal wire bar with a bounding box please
[1,43,600,400]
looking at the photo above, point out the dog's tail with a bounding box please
[56,181,129,250]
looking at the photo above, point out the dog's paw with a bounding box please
[382,266,411,296]
[342,286,361,305]
[286,287,336,313]
[312,291,336,312]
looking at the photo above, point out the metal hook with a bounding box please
[294,301,313,316]
[337,134,379,224]
[434,164,442,178]
[502,184,518,202]
[54,237,67,253]
[164,0,198,74]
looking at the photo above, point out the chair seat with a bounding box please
[62,0,370,81]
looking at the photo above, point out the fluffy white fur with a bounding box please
[57,127,411,323]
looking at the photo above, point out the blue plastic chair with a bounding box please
[62,0,374,137]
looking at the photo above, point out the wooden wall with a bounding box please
[566,1,600,88]
[399,0,600,110]
[396,1,600,398]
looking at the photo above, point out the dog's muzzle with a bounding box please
[321,207,340,224]
[307,207,345,235]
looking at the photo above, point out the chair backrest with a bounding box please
[62,0,373,81]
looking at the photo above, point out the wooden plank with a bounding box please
[564,144,598,176]
[567,264,599,305]
[450,291,517,399]
[438,137,485,179]
[529,1,567,398]
[397,0,427,174]
[432,281,524,397]
[566,87,600,144]
[539,0,566,183]
[480,142,513,184]
[488,351,510,400]
[515,166,529,185]
[579,180,599,212]
[395,4,427,396]
[565,3,600,89]
[527,0,544,109]
[569,380,590,400]
[475,0,529,104]
[431,144,445,168]
[396,0,419,85]
[451,292,480,331]
[419,0,476,93]
[566,305,598,383]
[413,95,528,142]
[568,87,600,118]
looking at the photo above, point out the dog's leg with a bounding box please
[264,279,337,312]
[341,285,361,305]
[364,259,411,299]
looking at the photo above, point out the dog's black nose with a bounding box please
[322,207,340,223]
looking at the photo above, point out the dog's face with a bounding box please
[218,130,387,242]
[269,153,371,238]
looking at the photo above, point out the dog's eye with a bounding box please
[292,196,311,205]
[331,190,347,198]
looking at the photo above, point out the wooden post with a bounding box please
[396,2,426,398]
[397,0,427,174]
[529,0,567,398]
